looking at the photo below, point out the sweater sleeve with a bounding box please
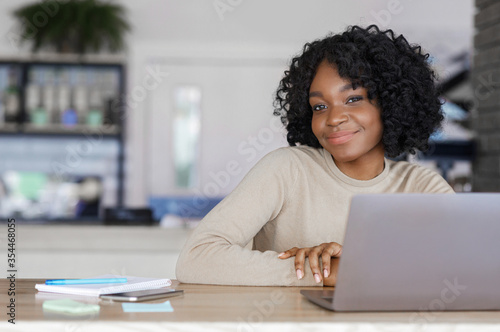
[175,148,318,286]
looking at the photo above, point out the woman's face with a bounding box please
[309,60,384,169]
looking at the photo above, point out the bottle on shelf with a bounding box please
[56,68,77,127]
[61,104,78,127]
[25,69,40,122]
[102,69,121,128]
[42,68,56,124]
[73,68,88,125]
[87,69,103,127]
[3,67,20,123]
[0,102,4,126]
[0,67,6,126]
[26,68,48,127]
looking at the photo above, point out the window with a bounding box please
[172,86,201,188]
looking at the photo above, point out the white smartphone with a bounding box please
[100,288,183,302]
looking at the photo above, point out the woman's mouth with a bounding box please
[326,131,358,145]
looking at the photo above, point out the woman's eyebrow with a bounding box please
[309,91,323,98]
[309,84,355,99]
[339,83,355,92]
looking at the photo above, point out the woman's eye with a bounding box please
[347,96,363,103]
[312,104,327,111]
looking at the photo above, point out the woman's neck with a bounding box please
[333,154,385,181]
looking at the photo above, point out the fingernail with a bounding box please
[314,273,321,283]
[324,269,328,278]
[296,269,303,280]
[278,252,285,258]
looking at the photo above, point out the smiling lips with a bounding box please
[326,131,359,145]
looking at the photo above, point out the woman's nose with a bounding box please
[325,106,348,127]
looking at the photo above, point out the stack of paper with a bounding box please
[35,275,171,297]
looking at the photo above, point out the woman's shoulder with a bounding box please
[387,159,440,178]
[386,159,454,193]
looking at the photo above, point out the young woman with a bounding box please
[176,25,454,287]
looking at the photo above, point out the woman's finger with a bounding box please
[308,246,323,283]
[294,249,308,280]
[321,251,332,278]
[320,243,342,278]
[327,242,343,257]
[277,252,289,259]
[323,257,341,287]
[278,247,298,259]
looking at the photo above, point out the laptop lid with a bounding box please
[332,193,500,311]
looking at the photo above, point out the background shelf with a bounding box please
[0,58,126,222]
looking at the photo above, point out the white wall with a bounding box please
[0,0,474,206]
[127,43,292,204]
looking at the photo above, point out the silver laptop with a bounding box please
[301,193,500,311]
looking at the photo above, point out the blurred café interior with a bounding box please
[0,0,497,278]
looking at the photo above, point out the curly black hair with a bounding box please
[273,25,443,157]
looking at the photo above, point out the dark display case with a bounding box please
[0,56,126,222]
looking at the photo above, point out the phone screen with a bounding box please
[100,288,183,302]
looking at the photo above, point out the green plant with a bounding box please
[13,0,131,54]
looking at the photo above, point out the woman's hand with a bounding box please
[278,242,343,284]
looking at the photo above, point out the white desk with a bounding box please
[2,279,500,332]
